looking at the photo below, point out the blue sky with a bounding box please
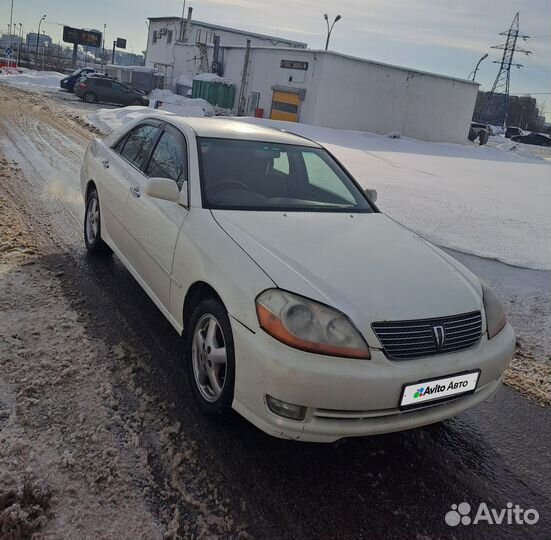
[3,0,550,118]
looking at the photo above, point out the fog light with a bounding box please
[266,395,307,421]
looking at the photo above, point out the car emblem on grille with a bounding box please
[433,325,446,350]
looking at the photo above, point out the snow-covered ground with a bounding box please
[0,69,64,90]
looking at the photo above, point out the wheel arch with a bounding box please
[182,281,225,338]
[85,180,97,202]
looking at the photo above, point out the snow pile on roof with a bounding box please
[149,89,214,116]
[175,74,194,87]
[193,73,233,85]
[0,69,64,89]
[234,117,551,270]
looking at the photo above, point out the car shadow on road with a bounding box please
[35,250,551,540]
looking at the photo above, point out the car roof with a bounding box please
[162,116,321,147]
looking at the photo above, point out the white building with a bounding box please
[145,13,479,143]
[146,10,306,86]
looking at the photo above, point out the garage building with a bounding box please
[146,14,479,143]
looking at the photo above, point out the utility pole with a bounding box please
[324,13,342,51]
[481,12,531,127]
[101,23,106,71]
[35,14,46,69]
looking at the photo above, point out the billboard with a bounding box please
[63,26,102,48]
[116,38,127,49]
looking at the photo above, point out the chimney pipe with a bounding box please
[182,6,193,43]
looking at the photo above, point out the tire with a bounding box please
[84,188,111,256]
[187,297,235,415]
[84,92,97,104]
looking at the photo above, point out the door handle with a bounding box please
[101,159,110,169]
[130,185,141,198]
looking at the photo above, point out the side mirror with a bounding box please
[145,178,179,202]
[365,188,378,203]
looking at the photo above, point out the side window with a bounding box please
[119,124,160,170]
[146,130,188,190]
[303,151,355,202]
[272,152,289,175]
[112,133,128,155]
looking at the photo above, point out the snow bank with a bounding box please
[86,106,171,133]
[0,69,64,90]
[193,73,233,85]
[235,117,551,271]
[149,89,214,117]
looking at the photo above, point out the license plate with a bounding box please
[400,370,480,409]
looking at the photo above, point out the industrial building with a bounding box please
[145,12,479,143]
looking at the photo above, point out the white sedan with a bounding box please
[80,116,515,442]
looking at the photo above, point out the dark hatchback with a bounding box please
[74,76,150,107]
[511,132,551,147]
[60,68,96,92]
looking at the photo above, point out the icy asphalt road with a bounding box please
[0,83,550,539]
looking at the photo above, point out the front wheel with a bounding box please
[187,298,235,415]
[84,189,111,256]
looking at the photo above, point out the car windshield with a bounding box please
[198,138,374,212]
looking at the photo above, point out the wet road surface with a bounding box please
[1,82,550,539]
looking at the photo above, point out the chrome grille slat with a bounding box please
[372,311,482,360]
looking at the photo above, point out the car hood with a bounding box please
[212,211,483,340]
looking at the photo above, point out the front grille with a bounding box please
[372,311,482,360]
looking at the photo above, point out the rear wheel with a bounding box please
[84,189,111,256]
[187,298,235,415]
[84,92,97,104]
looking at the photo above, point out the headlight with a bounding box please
[481,281,507,339]
[256,289,370,359]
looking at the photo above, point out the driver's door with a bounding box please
[123,124,190,310]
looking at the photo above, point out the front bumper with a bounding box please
[230,320,515,442]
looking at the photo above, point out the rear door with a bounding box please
[123,123,190,310]
[99,121,162,252]
[91,78,111,101]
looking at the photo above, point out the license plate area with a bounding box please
[400,370,480,410]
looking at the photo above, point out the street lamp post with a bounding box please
[8,0,14,48]
[17,23,23,66]
[470,53,488,81]
[35,14,46,69]
[324,13,342,51]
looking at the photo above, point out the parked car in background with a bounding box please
[505,126,523,139]
[60,68,96,92]
[511,132,551,147]
[74,76,150,107]
[80,116,515,442]
[468,121,490,145]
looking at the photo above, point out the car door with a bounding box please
[99,121,162,253]
[123,123,190,310]
[111,81,131,105]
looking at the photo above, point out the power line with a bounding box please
[481,12,532,126]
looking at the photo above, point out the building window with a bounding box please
[152,30,158,43]
[167,30,173,44]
